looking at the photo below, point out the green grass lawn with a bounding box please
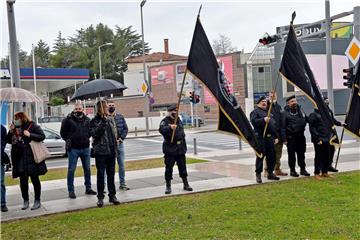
[2,171,359,239]
[4,158,207,186]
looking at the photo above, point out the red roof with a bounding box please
[126,52,187,63]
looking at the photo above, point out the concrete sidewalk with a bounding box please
[1,141,359,222]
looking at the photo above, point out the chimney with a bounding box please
[164,39,169,58]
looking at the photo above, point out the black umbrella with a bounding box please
[71,79,127,100]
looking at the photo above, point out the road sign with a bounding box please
[345,37,360,66]
[141,82,148,95]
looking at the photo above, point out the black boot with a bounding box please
[31,200,41,210]
[182,178,193,191]
[21,200,29,210]
[267,172,280,180]
[109,196,120,205]
[300,169,311,176]
[290,171,299,177]
[97,198,104,208]
[165,180,172,194]
[256,173,262,183]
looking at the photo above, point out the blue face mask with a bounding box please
[14,119,22,127]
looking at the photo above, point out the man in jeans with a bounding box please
[60,103,96,198]
[107,101,129,190]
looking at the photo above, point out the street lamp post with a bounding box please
[141,0,150,135]
[98,42,112,79]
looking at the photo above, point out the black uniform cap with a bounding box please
[286,95,296,102]
[167,104,177,112]
[256,96,266,104]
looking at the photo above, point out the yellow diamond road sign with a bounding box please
[345,37,360,66]
[141,82,148,95]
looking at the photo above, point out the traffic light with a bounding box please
[195,94,200,104]
[259,35,280,45]
[189,91,194,103]
[343,67,355,89]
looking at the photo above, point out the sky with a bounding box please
[1,0,359,59]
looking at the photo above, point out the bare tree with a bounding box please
[212,34,237,56]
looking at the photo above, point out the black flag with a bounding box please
[344,62,360,139]
[279,25,339,145]
[186,17,262,157]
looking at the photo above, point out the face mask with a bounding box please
[171,112,176,118]
[14,119,22,127]
[108,107,116,113]
[75,111,83,117]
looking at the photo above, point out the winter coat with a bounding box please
[159,116,187,156]
[1,125,10,165]
[90,114,117,156]
[6,121,47,178]
[268,101,282,138]
[60,112,91,149]
[250,107,277,138]
[113,113,128,141]
[281,105,307,141]
[327,106,342,126]
[308,109,331,143]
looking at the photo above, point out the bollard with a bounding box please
[239,139,242,150]
[134,127,137,137]
[193,138,197,155]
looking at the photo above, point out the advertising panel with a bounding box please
[150,65,175,85]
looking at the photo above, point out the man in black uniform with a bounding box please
[308,108,333,180]
[281,95,310,177]
[159,105,193,194]
[266,92,287,176]
[324,97,344,172]
[250,96,280,183]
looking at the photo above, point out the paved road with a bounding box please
[42,124,357,169]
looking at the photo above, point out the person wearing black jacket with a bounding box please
[324,97,344,172]
[7,112,47,210]
[1,124,9,212]
[90,100,120,207]
[281,95,310,177]
[159,105,192,194]
[60,103,96,199]
[267,92,287,176]
[308,108,333,180]
[250,96,280,183]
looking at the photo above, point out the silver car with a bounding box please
[5,128,66,158]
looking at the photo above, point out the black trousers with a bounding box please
[287,135,306,171]
[329,145,335,166]
[255,137,275,174]
[313,142,330,175]
[164,154,188,181]
[95,153,116,199]
[19,175,41,201]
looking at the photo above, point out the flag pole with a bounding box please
[262,73,280,138]
[334,128,344,169]
[170,70,188,143]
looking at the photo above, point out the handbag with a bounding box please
[29,140,51,163]
[26,123,51,163]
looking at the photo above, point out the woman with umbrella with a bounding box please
[6,112,47,210]
[90,100,120,207]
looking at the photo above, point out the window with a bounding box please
[258,67,264,73]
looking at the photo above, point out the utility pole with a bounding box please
[6,0,21,111]
[325,0,335,112]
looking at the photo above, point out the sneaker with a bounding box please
[314,174,322,180]
[321,173,335,178]
[1,205,8,212]
[119,185,130,191]
[109,196,120,205]
[85,189,97,195]
[68,192,77,199]
[328,166,339,172]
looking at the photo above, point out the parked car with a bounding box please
[38,116,64,123]
[179,113,204,126]
[5,127,66,164]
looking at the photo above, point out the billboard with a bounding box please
[150,65,175,85]
[204,55,233,104]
